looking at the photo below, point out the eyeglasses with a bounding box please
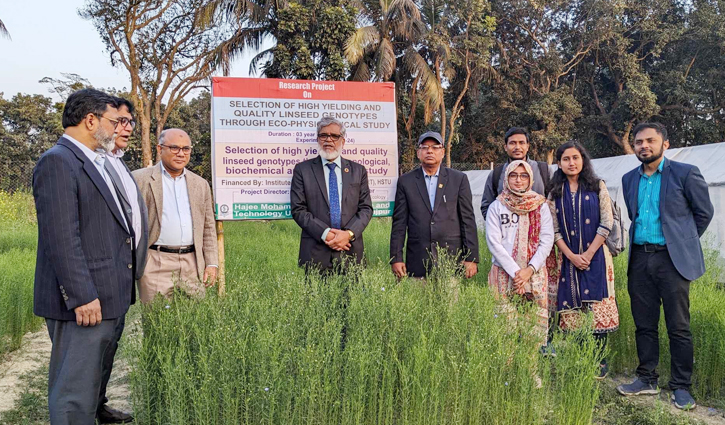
[97,115,120,129]
[418,145,444,152]
[116,117,136,129]
[160,144,192,155]
[508,173,530,181]
[318,133,343,142]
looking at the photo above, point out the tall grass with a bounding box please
[0,191,40,354]
[129,220,603,425]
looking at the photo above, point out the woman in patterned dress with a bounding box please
[547,141,619,379]
[486,160,555,348]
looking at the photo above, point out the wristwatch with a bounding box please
[347,230,355,242]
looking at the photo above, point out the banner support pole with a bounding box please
[216,220,226,296]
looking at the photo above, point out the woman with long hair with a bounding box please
[486,160,555,347]
[547,141,619,378]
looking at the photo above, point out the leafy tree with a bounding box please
[81,0,243,166]
[0,18,10,39]
[0,93,62,191]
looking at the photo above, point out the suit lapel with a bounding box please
[659,159,670,215]
[432,166,448,214]
[312,156,329,207]
[59,138,128,232]
[340,158,351,209]
[185,170,198,233]
[149,163,164,225]
[414,168,433,214]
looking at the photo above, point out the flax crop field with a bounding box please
[1,191,724,424]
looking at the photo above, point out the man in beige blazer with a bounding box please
[132,128,218,303]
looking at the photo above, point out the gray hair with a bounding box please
[158,129,170,145]
[316,116,346,138]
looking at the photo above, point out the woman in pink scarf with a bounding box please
[485,160,555,346]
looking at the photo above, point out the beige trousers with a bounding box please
[139,250,205,303]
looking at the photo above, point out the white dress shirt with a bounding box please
[320,155,343,242]
[155,162,194,246]
[65,134,128,231]
[485,199,554,277]
[107,150,142,248]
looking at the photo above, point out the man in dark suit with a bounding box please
[616,122,713,411]
[33,89,136,424]
[290,116,373,273]
[390,131,479,279]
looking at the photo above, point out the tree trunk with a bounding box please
[140,106,153,167]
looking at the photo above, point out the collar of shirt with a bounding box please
[160,161,186,180]
[422,165,441,178]
[639,157,666,176]
[322,155,342,168]
[64,134,101,164]
[109,148,125,159]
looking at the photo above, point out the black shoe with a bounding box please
[616,378,660,396]
[671,389,697,410]
[595,362,609,380]
[97,404,134,424]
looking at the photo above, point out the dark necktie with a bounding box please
[327,162,341,229]
[103,159,134,237]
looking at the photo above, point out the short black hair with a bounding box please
[632,122,668,142]
[114,96,135,115]
[504,127,530,145]
[62,89,117,129]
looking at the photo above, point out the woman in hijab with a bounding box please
[547,141,619,379]
[486,160,555,347]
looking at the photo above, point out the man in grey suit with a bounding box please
[33,89,136,424]
[616,123,713,411]
[290,116,373,273]
[390,131,479,279]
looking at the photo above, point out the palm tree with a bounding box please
[345,0,443,155]
[0,18,10,40]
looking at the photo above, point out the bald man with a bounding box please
[132,129,218,302]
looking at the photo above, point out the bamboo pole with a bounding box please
[216,220,226,296]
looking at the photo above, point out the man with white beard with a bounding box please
[290,116,373,274]
[32,89,136,424]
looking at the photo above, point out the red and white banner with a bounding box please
[211,77,398,220]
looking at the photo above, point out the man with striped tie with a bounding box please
[290,116,373,274]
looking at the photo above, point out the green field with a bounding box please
[1,191,724,424]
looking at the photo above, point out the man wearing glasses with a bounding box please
[33,89,136,424]
[132,128,218,302]
[390,131,479,279]
[290,116,373,273]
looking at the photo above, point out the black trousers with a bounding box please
[46,317,125,425]
[628,245,692,390]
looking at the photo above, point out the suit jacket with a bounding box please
[622,158,714,281]
[113,158,149,280]
[390,165,480,278]
[132,163,218,280]
[290,156,373,270]
[32,137,135,321]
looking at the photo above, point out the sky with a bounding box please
[0,0,266,101]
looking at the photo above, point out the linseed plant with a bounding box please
[128,220,605,425]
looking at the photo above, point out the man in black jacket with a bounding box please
[33,89,136,424]
[390,131,479,279]
[480,127,550,219]
[290,116,373,273]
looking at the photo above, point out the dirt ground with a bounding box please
[0,325,131,416]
